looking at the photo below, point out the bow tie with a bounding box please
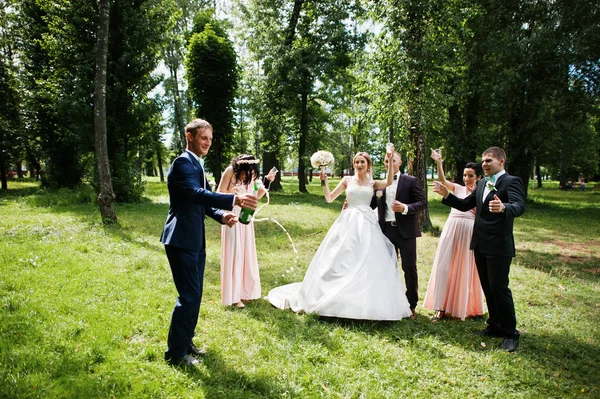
[394,174,398,180]
[484,176,495,183]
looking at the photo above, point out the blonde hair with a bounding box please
[353,152,372,172]
[186,118,212,137]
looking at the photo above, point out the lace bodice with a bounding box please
[345,176,375,207]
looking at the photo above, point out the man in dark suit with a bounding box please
[433,146,525,352]
[373,151,427,319]
[160,118,258,366]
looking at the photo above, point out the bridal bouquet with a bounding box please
[311,150,334,186]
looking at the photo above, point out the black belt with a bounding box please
[384,221,397,226]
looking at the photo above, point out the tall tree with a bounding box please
[368,0,466,229]
[0,56,20,190]
[94,0,117,223]
[237,0,362,192]
[186,9,238,183]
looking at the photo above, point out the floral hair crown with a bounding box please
[236,159,260,165]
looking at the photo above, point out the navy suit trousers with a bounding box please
[164,244,206,361]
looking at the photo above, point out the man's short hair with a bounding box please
[482,146,506,161]
[186,119,212,137]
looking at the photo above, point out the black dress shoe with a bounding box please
[500,336,519,352]
[166,354,200,367]
[187,343,207,357]
[474,327,504,337]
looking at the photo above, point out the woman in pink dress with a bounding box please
[217,155,275,308]
[423,149,485,322]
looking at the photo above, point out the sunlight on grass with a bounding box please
[0,178,598,398]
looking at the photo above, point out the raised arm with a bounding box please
[431,149,456,193]
[321,172,347,203]
[373,147,395,190]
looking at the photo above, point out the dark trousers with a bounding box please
[474,248,518,338]
[383,223,418,309]
[164,245,206,360]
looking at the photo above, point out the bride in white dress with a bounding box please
[267,149,412,320]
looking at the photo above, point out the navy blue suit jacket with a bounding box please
[160,151,234,251]
[442,173,525,257]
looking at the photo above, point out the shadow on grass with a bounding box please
[517,248,600,281]
[179,350,293,398]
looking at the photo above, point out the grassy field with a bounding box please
[0,177,599,398]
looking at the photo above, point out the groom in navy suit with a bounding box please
[434,147,525,352]
[161,118,258,366]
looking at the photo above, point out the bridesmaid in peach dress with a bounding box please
[217,155,275,308]
[423,149,485,321]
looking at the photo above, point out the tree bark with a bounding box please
[0,158,7,190]
[94,0,117,223]
[407,126,432,232]
[298,89,309,193]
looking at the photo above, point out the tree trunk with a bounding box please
[157,144,165,182]
[94,0,117,223]
[169,64,186,153]
[16,161,23,178]
[298,90,309,193]
[407,127,432,231]
[536,163,542,188]
[261,150,282,191]
[0,158,7,190]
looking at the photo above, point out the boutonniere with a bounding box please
[375,189,384,199]
[485,176,497,191]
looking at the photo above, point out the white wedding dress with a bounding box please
[267,177,412,320]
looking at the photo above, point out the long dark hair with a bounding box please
[231,154,260,186]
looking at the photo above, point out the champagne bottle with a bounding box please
[239,180,259,225]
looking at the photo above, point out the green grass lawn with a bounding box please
[1,177,599,398]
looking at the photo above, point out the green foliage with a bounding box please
[0,55,21,188]
[186,11,238,181]
[13,0,172,201]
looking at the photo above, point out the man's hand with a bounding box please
[489,195,505,213]
[235,194,258,210]
[391,200,406,213]
[222,212,238,227]
[433,180,449,197]
[342,199,348,211]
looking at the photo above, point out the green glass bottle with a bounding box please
[239,180,259,225]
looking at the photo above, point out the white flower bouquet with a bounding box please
[310,150,334,186]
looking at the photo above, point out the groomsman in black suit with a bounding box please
[160,118,258,366]
[373,151,427,319]
[433,147,525,352]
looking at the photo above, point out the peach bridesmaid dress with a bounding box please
[220,182,261,305]
[423,184,485,320]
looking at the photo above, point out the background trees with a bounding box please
[0,0,598,212]
[186,9,238,183]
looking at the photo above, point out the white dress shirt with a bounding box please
[482,170,506,202]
